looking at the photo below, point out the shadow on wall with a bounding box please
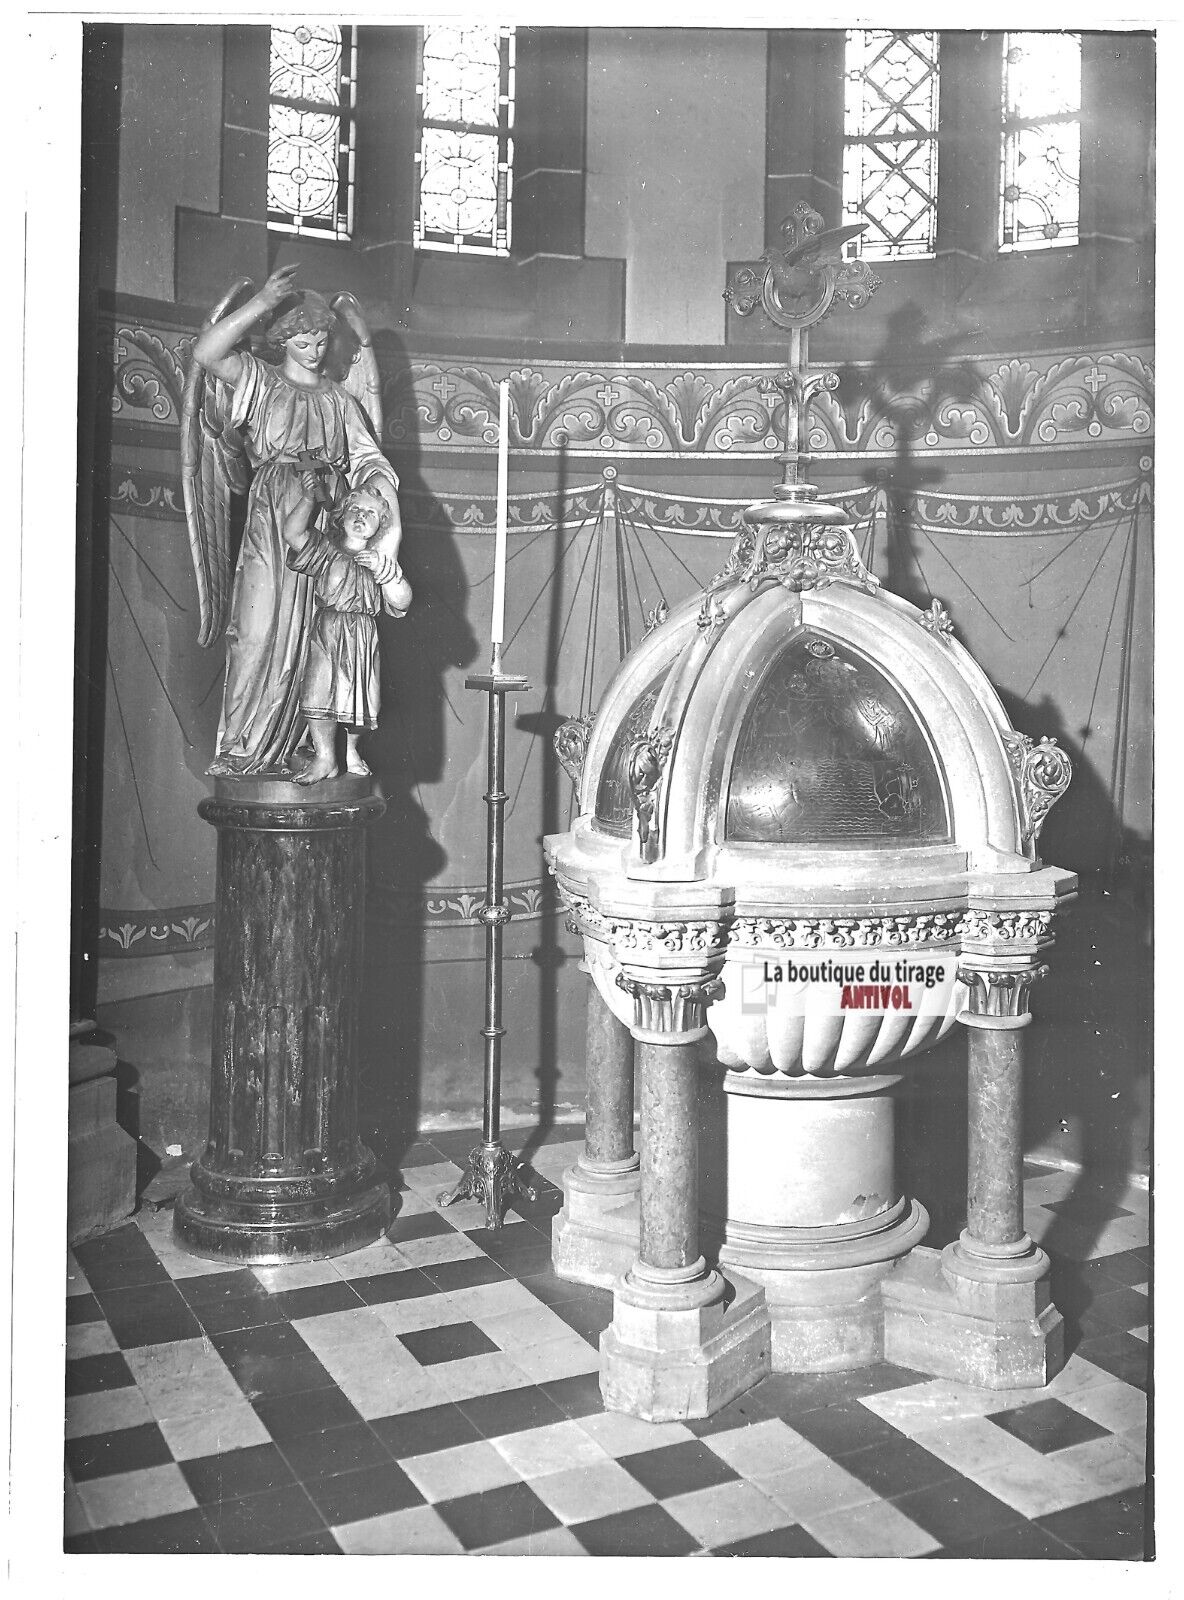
[357,332,479,1175]
[515,436,572,1170]
[896,723,1151,1288]
[834,301,982,614]
[828,299,1151,1234]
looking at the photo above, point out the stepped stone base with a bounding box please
[601,1272,772,1422]
[882,1245,1065,1389]
[552,1164,640,1289]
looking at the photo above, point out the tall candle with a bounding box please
[490,379,510,646]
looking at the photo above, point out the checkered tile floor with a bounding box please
[64,1133,1151,1557]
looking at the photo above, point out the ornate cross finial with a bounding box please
[725,202,882,490]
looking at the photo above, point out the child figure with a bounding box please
[282,471,412,784]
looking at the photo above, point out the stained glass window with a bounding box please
[267,24,357,239]
[999,32,1081,251]
[842,31,940,261]
[415,24,514,256]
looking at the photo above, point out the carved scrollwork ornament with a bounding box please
[1003,732,1073,852]
[643,600,670,637]
[959,909,1054,947]
[721,522,878,596]
[920,598,955,642]
[724,203,883,334]
[730,912,962,950]
[627,725,674,863]
[553,715,594,790]
[695,592,728,641]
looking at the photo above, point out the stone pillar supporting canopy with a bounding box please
[552,979,641,1288]
[950,961,1050,1280]
[599,970,771,1422]
[883,954,1065,1389]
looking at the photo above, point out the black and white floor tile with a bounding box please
[63,1133,1150,1558]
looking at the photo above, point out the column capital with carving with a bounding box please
[956,961,1049,1030]
[616,972,724,1045]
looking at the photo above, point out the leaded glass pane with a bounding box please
[267,23,355,239]
[842,31,940,261]
[1003,30,1081,119]
[415,23,514,255]
[421,23,501,127]
[270,23,342,106]
[418,128,499,241]
[268,106,342,227]
[999,32,1081,251]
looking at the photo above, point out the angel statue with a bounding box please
[281,472,412,784]
[182,264,403,778]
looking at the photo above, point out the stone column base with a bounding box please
[552,1161,641,1289]
[600,1269,771,1422]
[717,1196,930,1373]
[882,1244,1065,1389]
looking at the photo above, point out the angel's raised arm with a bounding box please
[192,265,300,383]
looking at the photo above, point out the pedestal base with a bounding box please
[882,1244,1065,1389]
[600,1270,771,1422]
[720,1197,931,1372]
[174,1173,391,1266]
[552,1161,641,1288]
[177,782,389,1267]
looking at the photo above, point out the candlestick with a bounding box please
[490,379,509,646]
[438,662,537,1228]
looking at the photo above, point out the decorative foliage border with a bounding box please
[111,461,1152,542]
[104,314,1153,459]
[99,905,215,956]
[100,880,563,957]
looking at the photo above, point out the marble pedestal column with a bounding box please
[553,980,640,1286]
[883,960,1064,1386]
[175,778,392,1264]
[600,974,770,1421]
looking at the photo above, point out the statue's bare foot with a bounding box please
[345,752,371,776]
[294,753,340,785]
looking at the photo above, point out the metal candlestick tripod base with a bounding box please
[438,651,538,1229]
[440,1139,538,1231]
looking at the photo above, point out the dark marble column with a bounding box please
[967,1026,1026,1248]
[599,967,771,1420]
[583,984,636,1173]
[175,779,391,1263]
[616,974,723,1300]
[637,1038,699,1272]
[954,962,1048,1269]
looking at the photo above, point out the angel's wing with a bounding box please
[781,223,867,271]
[181,279,254,647]
[330,291,384,443]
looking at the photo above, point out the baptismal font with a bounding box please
[545,205,1076,1420]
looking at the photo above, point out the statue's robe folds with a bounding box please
[288,532,383,732]
[212,350,398,775]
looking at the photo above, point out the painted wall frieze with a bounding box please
[102,314,1153,459]
[108,460,1150,544]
